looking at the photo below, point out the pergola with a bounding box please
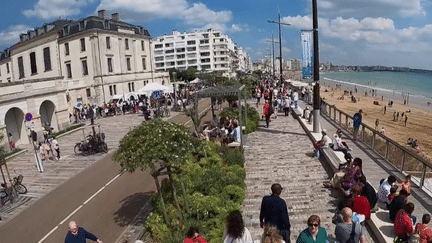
[194,85,246,149]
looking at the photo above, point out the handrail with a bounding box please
[320,99,432,188]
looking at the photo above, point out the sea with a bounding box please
[321,71,432,113]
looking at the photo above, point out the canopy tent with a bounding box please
[138,82,171,95]
[289,80,310,88]
[190,78,203,84]
[194,85,246,148]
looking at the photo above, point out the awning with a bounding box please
[195,85,243,98]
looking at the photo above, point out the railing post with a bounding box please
[339,111,342,125]
[345,116,348,128]
[329,105,331,118]
[420,164,427,188]
[400,152,406,173]
[333,107,336,120]
[384,140,390,160]
[371,132,375,150]
[361,125,365,141]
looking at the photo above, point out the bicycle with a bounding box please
[0,174,27,205]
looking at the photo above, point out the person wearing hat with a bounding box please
[315,129,332,158]
[260,183,291,243]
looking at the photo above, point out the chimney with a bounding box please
[98,10,106,19]
[112,13,120,22]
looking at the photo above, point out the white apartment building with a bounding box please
[0,10,169,146]
[153,29,251,74]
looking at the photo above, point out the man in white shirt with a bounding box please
[293,91,299,108]
[377,176,397,207]
[315,129,332,157]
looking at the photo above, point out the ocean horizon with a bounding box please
[321,71,432,102]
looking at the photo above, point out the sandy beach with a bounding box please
[318,84,432,162]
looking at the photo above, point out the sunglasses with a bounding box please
[308,223,319,227]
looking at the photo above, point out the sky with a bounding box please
[1,0,432,69]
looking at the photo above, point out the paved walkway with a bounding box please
[242,105,343,242]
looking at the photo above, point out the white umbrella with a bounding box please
[190,78,202,84]
[138,82,170,95]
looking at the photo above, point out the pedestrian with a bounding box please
[261,225,285,243]
[375,119,379,130]
[65,221,103,243]
[296,215,328,243]
[405,115,408,126]
[263,100,272,128]
[377,175,397,208]
[394,203,416,241]
[351,185,371,220]
[260,183,291,243]
[393,111,396,121]
[397,111,400,120]
[184,226,208,243]
[8,133,15,149]
[51,136,60,160]
[389,189,409,222]
[222,210,253,243]
[335,208,367,243]
[352,110,362,140]
[384,105,386,114]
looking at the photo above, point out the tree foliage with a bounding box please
[113,119,203,172]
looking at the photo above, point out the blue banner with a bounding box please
[301,30,313,78]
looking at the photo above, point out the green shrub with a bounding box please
[145,212,170,242]
[226,165,246,180]
[221,147,245,167]
[222,185,246,204]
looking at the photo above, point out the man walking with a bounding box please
[335,207,367,243]
[259,183,291,243]
[353,109,363,140]
[65,221,103,243]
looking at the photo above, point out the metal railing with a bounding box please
[320,100,432,193]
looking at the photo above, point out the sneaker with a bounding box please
[348,148,353,151]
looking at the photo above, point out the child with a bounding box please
[388,187,397,203]
[399,175,411,194]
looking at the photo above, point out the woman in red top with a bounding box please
[184,226,208,243]
[263,100,271,128]
[415,214,432,243]
[399,174,412,194]
[394,203,415,241]
[351,185,371,220]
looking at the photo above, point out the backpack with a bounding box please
[346,223,357,243]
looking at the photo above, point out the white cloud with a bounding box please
[23,0,94,19]
[282,47,291,54]
[0,25,32,47]
[229,24,250,33]
[97,0,232,31]
[310,0,426,18]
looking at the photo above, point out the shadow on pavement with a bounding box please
[257,127,309,137]
[114,192,154,227]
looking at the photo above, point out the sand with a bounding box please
[319,85,432,162]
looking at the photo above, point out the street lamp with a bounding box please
[312,0,320,133]
[267,34,279,83]
[268,13,290,86]
[172,72,179,111]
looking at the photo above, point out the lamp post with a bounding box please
[172,72,179,111]
[268,13,290,86]
[312,0,320,133]
[267,34,279,83]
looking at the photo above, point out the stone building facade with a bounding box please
[0,10,169,147]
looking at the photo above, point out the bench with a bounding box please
[293,105,395,243]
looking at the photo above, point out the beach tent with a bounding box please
[190,78,203,84]
[138,82,170,95]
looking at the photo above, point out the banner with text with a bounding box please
[301,30,313,78]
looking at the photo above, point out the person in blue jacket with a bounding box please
[352,110,363,140]
[65,221,103,243]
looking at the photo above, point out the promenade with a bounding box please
[241,104,373,242]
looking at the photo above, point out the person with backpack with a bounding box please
[335,207,367,243]
[263,100,272,128]
[352,110,363,141]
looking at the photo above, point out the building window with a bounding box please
[80,38,86,52]
[18,57,24,79]
[142,57,146,70]
[65,43,70,56]
[106,37,111,49]
[107,58,113,72]
[43,47,51,71]
[113,84,117,94]
[141,41,145,51]
[125,39,129,50]
[86,88,91,97]
[82,60,88,75]
[109,85,113,96]
[128,83,132,92]
[187,40,196,45]
[66,63,72,78]
[126,57,131,71]
[155,44,163,49]
[30,52,37,75]
[6,63,10,73]
[132,82,135,91]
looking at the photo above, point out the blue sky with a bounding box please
[1,0,432,69]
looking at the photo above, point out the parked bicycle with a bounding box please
[0,174,27,205]
[74,132,108,155]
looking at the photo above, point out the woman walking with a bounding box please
[223,210,253,243]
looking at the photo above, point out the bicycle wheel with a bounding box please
[0,190,7,199]
[165,109,170,117]
[15,184,27,194]
[102,143,108,153]
[74,144,81,154]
